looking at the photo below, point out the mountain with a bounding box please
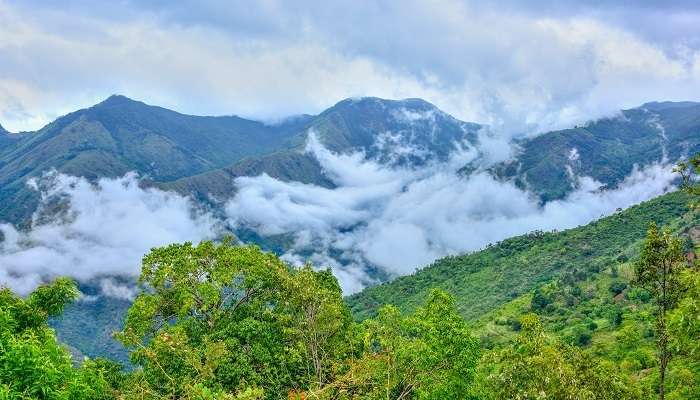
[0,96,482,225]
[347,190,696,321]
[492,101,700,202]
[3,96,700,227]
[0,95,306,224]
[156,97,481,204]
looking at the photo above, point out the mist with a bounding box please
[0,172,219,296]
[0,133,677,296]
[225,133,676,293]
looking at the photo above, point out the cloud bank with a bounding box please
[0,172,219,296]
[0,135,678,296]
[226,134,676,293]
[0,1,699,135]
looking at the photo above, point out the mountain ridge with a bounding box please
[2,96,700,227]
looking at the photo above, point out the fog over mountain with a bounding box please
[0,102,682,294]
[226,133,675,293]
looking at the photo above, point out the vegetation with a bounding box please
[634,223,687,399]
[0,278,118,399]
[348,190,694,321]
[4,136,700,396]
[494,101,700,202]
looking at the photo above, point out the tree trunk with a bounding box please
[659,358,665,400]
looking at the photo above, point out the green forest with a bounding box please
[3,159,700,400]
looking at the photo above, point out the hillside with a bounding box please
[347,190,697,321]
[1,98,700,228]
[155,97,481,203]
[492,101,700,202]
[0,95,304,224]
[51,189,697,365]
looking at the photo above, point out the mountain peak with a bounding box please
[95,94,146,108]
[329,97,439,114]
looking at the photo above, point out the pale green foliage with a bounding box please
[116,240,353,399]
[674,153,700,209]
[322,289,480,399]
[670,269,700,358]
[481,313,638,399]
[634,223,687,399]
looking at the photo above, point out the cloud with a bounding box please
[0,130,679,296]
[0,1,699,135]
[0,172,219,296]
[225,133,676,293]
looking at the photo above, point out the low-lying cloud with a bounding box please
[226,134,676,293]
[0,135,677,296]
[0,172,219,296]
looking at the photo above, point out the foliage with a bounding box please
[0,278,116,399]
[634,223,687,399]
[115,240,354,399]
[480,314,638,399]
[323,290,480,399]
[674,152,700,209]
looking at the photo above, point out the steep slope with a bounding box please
[0,132,13,155]
[347,191,697,321]
[308,97,479,163]
[0,96,302,224]
[156,97,481,203]
[492,102,700,202]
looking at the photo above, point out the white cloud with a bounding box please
[0,1,699,136]
[0,132,679,296]
[0,172,219,296]
[225,134,676,293]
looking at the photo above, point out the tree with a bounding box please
[634,223,687,400]
[326,290,480,399]
[285,266,355,390]
[674,153,700,209]
[116,240,353,399]
[0,278,115,399]
[482,313,638,399]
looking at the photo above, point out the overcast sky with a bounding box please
[1,0,700,133]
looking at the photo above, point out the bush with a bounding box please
[530,287,553,312]
[609,281,628,296]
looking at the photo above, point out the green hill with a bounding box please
[347,191,696,321]
[347,189,700,396]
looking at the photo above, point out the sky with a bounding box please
[1,0,700,134]
[0,1,697,295]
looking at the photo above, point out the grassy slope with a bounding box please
[347,191,696,321]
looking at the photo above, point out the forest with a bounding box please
[2,159,700,399]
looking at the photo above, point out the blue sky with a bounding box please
[1,0,700,134]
